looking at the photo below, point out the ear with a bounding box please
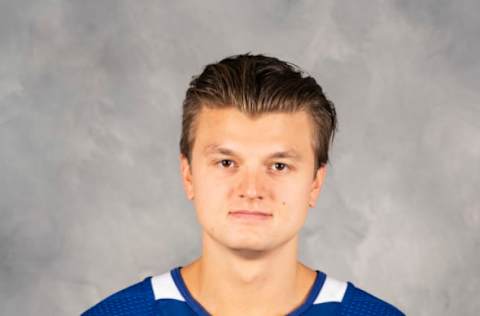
[179,154,194,200]
[308,165,327,208]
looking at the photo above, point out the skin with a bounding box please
[179,106,327,316]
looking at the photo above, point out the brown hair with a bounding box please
[179,53,337,178]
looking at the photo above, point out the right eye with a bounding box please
[216,159,235,168]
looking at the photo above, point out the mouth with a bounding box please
[228,210,273,220]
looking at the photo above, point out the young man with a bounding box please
[82,53,405,315]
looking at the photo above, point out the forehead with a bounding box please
[192,107,314,159]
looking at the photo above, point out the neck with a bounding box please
[180,231,316,316]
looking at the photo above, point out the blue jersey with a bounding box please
[81,266,405,315]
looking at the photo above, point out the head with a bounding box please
[179,53,337,253]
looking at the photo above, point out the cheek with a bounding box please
[193,168,236,203]
[277,183,311,219]
[192,173,230,215]
[193,166,217,196]
[278,181,310,205]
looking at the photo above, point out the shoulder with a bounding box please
[338,281,406,316]
[305,272,405,316]
[81,276,155,316]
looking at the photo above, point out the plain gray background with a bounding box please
[1,0,479,315]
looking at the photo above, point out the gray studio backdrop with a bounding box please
[1,1,479,315]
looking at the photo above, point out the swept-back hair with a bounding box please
[179,53,337,177]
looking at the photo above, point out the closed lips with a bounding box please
[229,210,272,216]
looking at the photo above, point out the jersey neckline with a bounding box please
[169,265,327,316]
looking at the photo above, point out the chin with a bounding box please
[228,246,272,258]
[224,239,275,253]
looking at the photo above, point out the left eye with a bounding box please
[272,162,288,171]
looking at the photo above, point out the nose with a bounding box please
[237,167,264,201]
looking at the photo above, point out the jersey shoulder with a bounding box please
[338,282,406,316]
[81,276,155,316]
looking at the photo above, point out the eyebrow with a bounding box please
[203,144,302,161]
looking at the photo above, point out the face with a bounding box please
[180,107,326,253]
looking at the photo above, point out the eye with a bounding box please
[272,162,289,172]
[217,159,235,168]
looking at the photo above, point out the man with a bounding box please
[82,53,405,315]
